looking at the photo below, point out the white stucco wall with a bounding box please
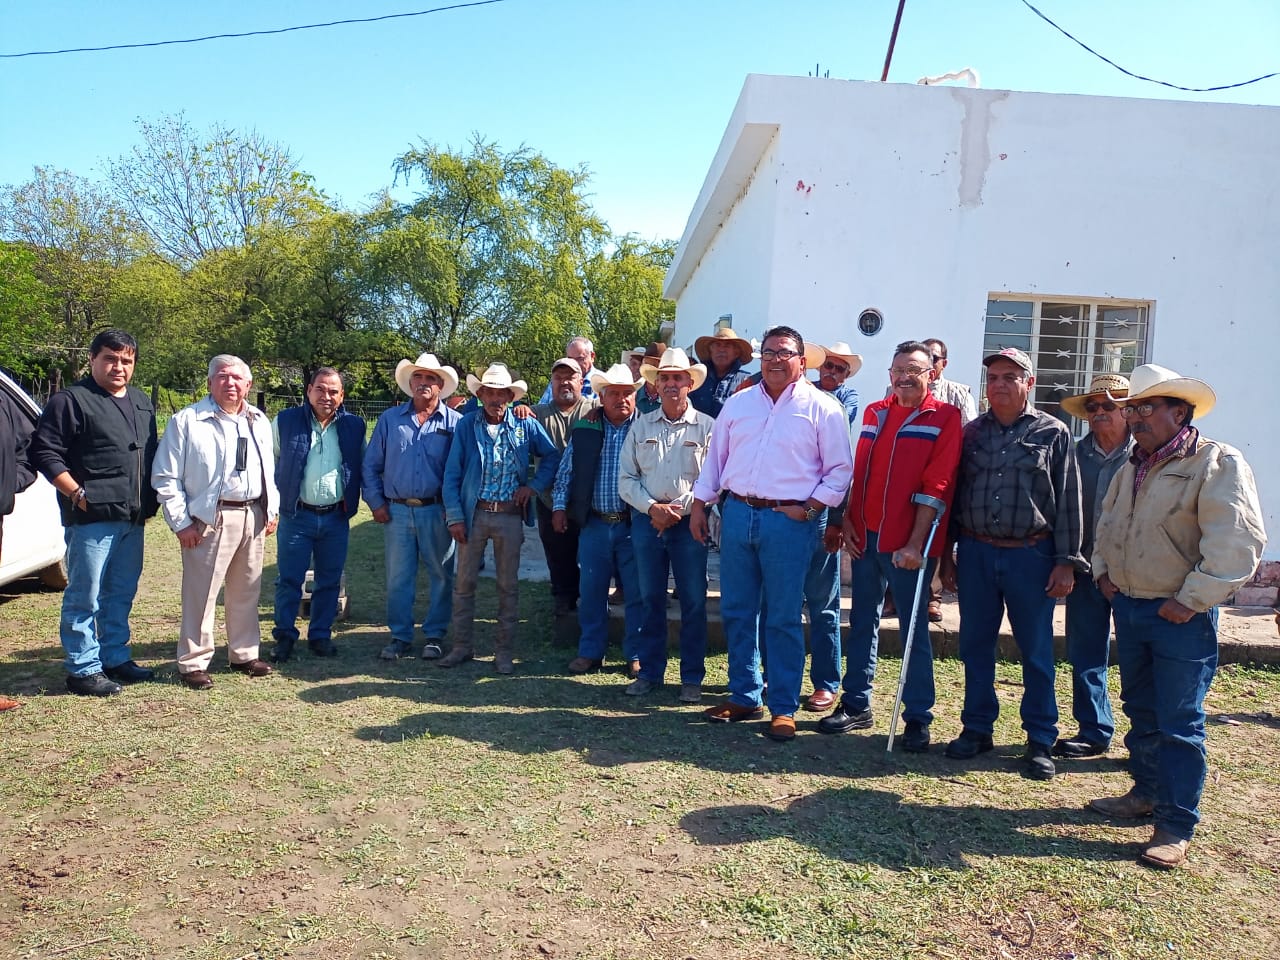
[667,74,1279,559]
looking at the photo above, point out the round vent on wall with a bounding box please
[857,308,884,337]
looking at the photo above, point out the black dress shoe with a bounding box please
[944,729,994,759]
[817,701,873,734]
[308,638,337,657]
[229,659,274,678]
[1023,741,1056,781]
[272,637,295,663]
[1052,735,1108,759]
[104,660,155,684]
[181,670,214,690]
[66,672,123,697]
[900,720,931,753]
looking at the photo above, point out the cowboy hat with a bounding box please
[589,363,642,394]
[1108,363,1215,417]
[694,327,753,365]
[465,362,528,401]
[802,343,827,369]
[1060,373,1130,419]
[394,352,459,399]
[819,341,864,377]
[640,347,707,390]
[641,341,667,368]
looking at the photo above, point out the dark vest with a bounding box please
[62,380,158,526]
[274,403,366,518]
[564,419,605,528]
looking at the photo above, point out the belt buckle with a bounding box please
[482,500,499,513]
[405,498,424,507]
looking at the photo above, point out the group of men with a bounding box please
[0,324,1271,872]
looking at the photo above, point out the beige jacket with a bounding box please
[1092,437,1266,612]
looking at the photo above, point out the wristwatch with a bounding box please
[72,487,87,506]
[804,504,823,521]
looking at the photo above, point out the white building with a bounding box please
[664,74,1278,587]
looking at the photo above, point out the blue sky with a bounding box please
[2,0,1277,243]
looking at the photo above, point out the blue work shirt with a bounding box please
[362,400,461,510]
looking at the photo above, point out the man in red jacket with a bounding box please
[819,340,962,751]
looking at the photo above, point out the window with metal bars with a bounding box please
[982,296,1150,434]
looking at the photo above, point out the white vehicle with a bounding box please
[0,370,67,589]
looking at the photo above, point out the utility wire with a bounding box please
[0,0,512,59]
[1019,0,1278,92]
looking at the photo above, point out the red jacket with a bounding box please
[844,392,961,557]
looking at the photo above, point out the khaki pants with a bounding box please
[449,508,524,653]
[178,503,265,673]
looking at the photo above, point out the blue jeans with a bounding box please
[273,508,349,643]
[1064,570,1116,746]
[1112,593,1218,841]
[719,498,815,717]
[631,510,708,685]
[758,512,842,692]
[576,515,643,661]
[60,520,146,677]
[843,530,937,724]
[384,502,455,643]
[956,535,1059,747]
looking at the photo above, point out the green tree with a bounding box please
[580,235,675,367]
[0,166,147,378]
[109,113,319,266]
[0,243,59,379]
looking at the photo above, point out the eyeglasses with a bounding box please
[889,365,930,378]
[1083,400,1118,414]
[1121,400,1167,418]
[760,348,800,362]
[821,360,849,374]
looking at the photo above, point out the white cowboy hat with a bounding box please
[1109,363,1216,417]
[1060,373,1130,419]
[640,347,707,390]
[589,363,642,394]
[394,352,459,399]
[802,343,827,369]
[694,327,753,365]
[465,362,528,401]
[820,341,864,376]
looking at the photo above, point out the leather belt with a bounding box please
[217,499,258,508]
[729,491,805,509]
[592,509,630,524]
[476,498,520,514]
[298,501,343,514]
[960,528,1050,549]
[390,495,443,507]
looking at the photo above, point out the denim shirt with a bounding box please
[443,409,561,534]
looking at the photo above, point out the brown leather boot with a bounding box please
[437,646,473,668]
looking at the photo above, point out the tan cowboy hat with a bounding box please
[589,363,643,394]
[694,327,753,365]
[394,352,459,399]
[820,341,864,376]
[1110,363,1216,417]
[465,362,528,401]
[803,343,826,369]
[1060,373,1130,419]
[640,347,707,390]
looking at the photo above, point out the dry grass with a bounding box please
[2,507,1279,959]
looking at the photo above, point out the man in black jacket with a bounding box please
[30,329,159,697]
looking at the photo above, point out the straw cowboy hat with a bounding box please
[394,352,459,399]
[820,340,864,376]
[1109,363,1216,417]
[465,362,528,401]
[588,363,643,394]
[694,327,753,365]
[1060,373,1130,419]
[641,347,707,390]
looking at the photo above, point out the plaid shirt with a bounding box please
[1132,425,1198,493]
[476,421,521,501]
[551,414,635,513]
[952,408,1086,568]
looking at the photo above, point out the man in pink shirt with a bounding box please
[691,325,854,742]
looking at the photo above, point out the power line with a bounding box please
[0,0,512,59]
[1019,0,1278,92]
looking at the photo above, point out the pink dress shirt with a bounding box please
[692,379,854,507]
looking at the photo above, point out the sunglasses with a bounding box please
[1083,400,1118,414]
[821,360,849,374]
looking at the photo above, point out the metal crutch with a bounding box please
[886,492,947,753]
